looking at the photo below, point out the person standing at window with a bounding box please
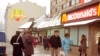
[49,30,61,56]
[80,34,87,56]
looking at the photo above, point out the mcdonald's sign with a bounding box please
[61,3,100,23]
[10,8,25,21]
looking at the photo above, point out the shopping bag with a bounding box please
[59,50,65,56]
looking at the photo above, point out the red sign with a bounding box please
[80,0,92,4]
[61,4,100,23]
[67,5,98,21]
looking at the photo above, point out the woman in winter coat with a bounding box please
[80,34,87,56]
[23,32,34,56]
[98,37,100,54]
[61,33,73,56]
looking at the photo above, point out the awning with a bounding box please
[18,22,32,29]
[36,19,60,28]
[64,19,100,26]
[36,21,47,28]
[33,13,61,28]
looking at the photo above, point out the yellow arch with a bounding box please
[61,13,67,23]
[10,8,25,21]
[98,3,100,16]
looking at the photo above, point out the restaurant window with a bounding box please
[70,27,78,45]
[64,28,69,33]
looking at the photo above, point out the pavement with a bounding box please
[6,41,76,56]
[6,41,51,56]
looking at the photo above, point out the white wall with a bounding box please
[5,1,46,40]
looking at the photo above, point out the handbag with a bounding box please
[59,50,65,56]
[78,46,82,52]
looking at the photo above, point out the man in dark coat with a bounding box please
[10,31,24,56]
[49,30,61,56]
[43,36,49,50]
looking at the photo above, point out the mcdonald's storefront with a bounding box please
[61,3,100,56]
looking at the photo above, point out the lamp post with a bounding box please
[28,18,35,34]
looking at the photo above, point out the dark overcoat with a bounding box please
[10,35,24,56]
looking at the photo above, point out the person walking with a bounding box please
[43,36,49,50]
[79,34,87,56]
[10,31,24,56]
[61,33,73,56]
[98,37,100,55]
[49,30,61,56]
[23,31,34,56]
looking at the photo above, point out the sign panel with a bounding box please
[61,4,100,23]
[67,5,98,21]
[80,0,92,4]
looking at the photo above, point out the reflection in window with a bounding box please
[96,32,100,44]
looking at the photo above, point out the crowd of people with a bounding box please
[10,30,100,56]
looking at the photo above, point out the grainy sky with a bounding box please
[0,0,50,24]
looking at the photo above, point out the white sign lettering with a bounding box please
[68,7,97,20]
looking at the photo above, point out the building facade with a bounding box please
[5,0,46,40]
[49,0,100,56]
[50,0,80,17]
[61,0,100,56]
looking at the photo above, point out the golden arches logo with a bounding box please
[61,13,68,23]
[98,3,100,16]
[10,8,25,21]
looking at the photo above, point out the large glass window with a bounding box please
[59,28,65,38]
[70,27,78,45]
